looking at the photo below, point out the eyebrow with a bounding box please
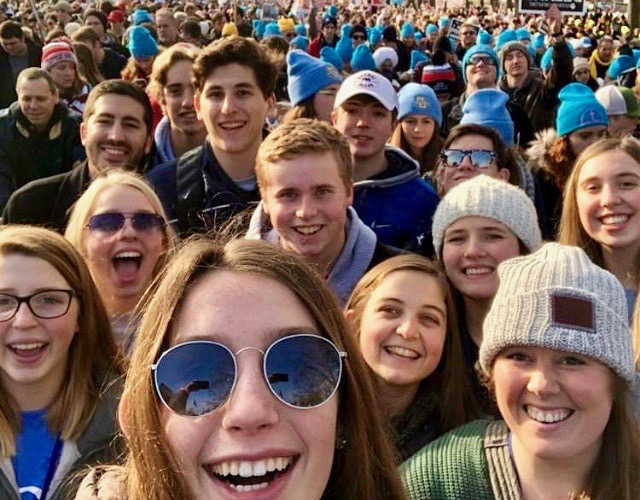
[580,171,640,185]
[92,112,143,123]
[379,297,446,318]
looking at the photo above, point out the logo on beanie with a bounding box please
[579,108,600,127]
[355,72,376,88]
[414,96,427,109]
[551,292,595,332]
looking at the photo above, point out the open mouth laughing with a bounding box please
[525,405,573,424]
[206,456,295,493]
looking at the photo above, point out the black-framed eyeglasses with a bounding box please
[440,148,497,168]
[86,212,166,233]
[468,55,496,67]
[152,333,347,418]
[0,290,77,322]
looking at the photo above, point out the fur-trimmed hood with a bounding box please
[525,127,557,173]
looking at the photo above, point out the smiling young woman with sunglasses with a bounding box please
[75,238,407,500]
[65,170,175,350]
[0,225,123,500]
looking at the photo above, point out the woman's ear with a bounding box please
[344,308,355,323]
[118,390,131,441]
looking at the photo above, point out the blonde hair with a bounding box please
[559,136,640,287]
[64,169,176,287]
[147,43,201,103]
[119,238,407,499]
[256,118,353,196]
[0,226,121,456]
[346,254,480,440]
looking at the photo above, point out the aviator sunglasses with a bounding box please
[440,148,497,168]
[86,212,166,233]
[152,334,347,417]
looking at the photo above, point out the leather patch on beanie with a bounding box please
[551,293,595,332]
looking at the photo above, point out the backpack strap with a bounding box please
[484,420,523,500]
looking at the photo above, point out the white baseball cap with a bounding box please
[333,70,399,111]
[595,85,640,117]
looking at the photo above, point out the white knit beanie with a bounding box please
[373,46,399,70]
[480,243,634,383]
[432,175,542,259]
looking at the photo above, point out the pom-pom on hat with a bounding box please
[556,82,608,137]
[351,44,376,71]
[287,50,343,107]
[432,174,542,259]
[320,46,344,72]
[334,70,398,111]
[127,26,158,59]
[480,242,634,383]
[397,82,442,126]
[41,41,77,71]
[132,8,152,26]
[461,88,514,146]
[373,46,398,69]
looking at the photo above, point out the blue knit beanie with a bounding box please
[128,26,158,59]
[495,29,517,51]
[327,5,338,18]
[415,32,424,42]
[401,23,415,38]
[556,83,608,137]
[515,27,531,41]
[426,24,438,35]
[398,82,442,126]
[438,16,449,29]
[540,46,553,70]
[295,23,306,36]
[351,44,376,71]
[369,29,382,47]
[461,89,514,146]
[410,49,428,70]
[478,30,492,45]
[287,50,343,107]
[264,22,281,37]
[462,44,499,82]
[253,20,265,39]
[532,32,545,51]
[132,8,152,26]
[608,55,635,79]
[289,35,308,52]
[633,49,640,65]
[320,46,344,72]
[335,30,353,62]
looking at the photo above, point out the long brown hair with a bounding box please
[545,135,578,189]
[120,238,407,500]
[390,121,444,177]
[346,254,481,439]
[0,226,121,456]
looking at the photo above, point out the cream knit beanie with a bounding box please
[432,175,542,259]
[480,243,634,383]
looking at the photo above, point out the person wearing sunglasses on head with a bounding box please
[74,238,407,500]
[65,170,175,350]
[0,225,124,500]
[440,43,534,149]
[431,174,542,415]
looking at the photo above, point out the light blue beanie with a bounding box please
[369,29,382,47]
[263,22,281,37]
[633,49,640,65]
[253,20,265,39]
[295,23,306,36]
[478,30,492,45]
[401,23,415,38]
[128,26,158,59]
[335,29,353,62]
[426,24,438,35]
[289,35,309,52]
[132,8,152,26]
[462,44,499,82]
[515,27,531,41]
[410,49,428,69]
[398,82,442,126]
[415,32,424,42]
[461,88,514,146]
[287,50,343,107]
[438,16,449,29]
[327,5,338,18]
[352,44,376,71]
[495,29,518,51]
[320,46,344,72]
[541,44,577,70]
[532,32,545,51]
[556,83,608,137]
[607,55,635,79]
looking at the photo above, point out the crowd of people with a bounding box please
[0,0,639,498]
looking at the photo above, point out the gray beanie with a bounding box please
[432,175,542,259]
[480,243,634,383]
[500,41,533,73]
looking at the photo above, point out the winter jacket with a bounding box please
[0,39,42,110]
[498,41,573,134]
[441,92,535,148]
[0,373,124,500]
[0,102,83,212]
[353,147,439,257]
[246,204,402,305]
[147,140,261,236]
[307,34,339,58]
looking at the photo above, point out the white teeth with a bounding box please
[465,267,492,276]
[229,482,269,493]
[385,346,419,359]
[103,148,126,155]
[11,342,45,351]
[526,406,572,423]
[114,251,142,259]
[220,122,243,129]
[295,225,321,235]
[601,215,628,225]
[211,456,292,477]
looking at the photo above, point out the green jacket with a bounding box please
[401,419,521,500]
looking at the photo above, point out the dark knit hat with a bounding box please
[433,35,452,53]
[499,41,533,72]
[382,26,397,42]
